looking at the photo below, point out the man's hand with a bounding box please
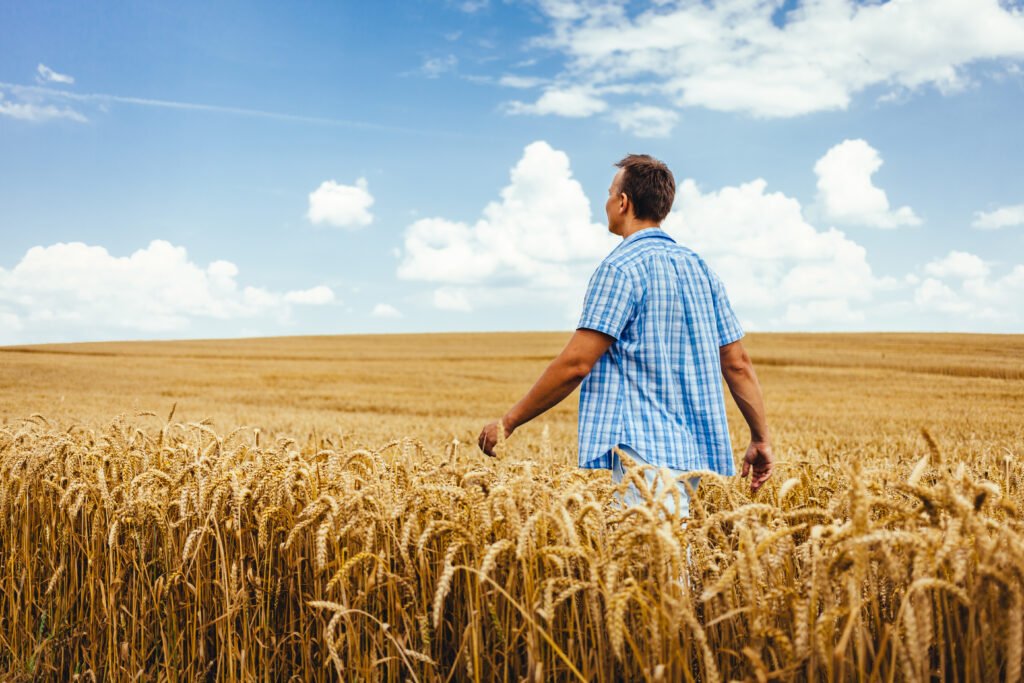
[476,329,614,458]
[741,440,774,493]
[478,419,513,457]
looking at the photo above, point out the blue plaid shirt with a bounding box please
[576,227,744,475]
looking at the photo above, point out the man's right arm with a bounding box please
[720,339,773,492]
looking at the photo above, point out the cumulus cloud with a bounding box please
[814,139,921,228]
[518,0,1024,121]
[610,104,679,138]
[924,251,990,280]
[0,240,335,343]
[972,203,1024,230]
[912,251,1023,322]
[371,303,403,318]
[396,139,891,328]
[36,64,74,85]
[283,286,335,305]
[432,287,473,312]
[307,178,374,229]
[395,139,1022,331]
[506,86,608,117]
[397,140,617,311]
[0,309,22,332]
[783,299,865,327]
[913,278,973,315]
[662,177,880,327]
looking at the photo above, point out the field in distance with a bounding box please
[3,331,1022,458]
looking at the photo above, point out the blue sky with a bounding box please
[2,0,1023,344]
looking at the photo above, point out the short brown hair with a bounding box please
[614,154,676,223]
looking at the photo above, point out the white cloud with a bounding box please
[421,55,458,79]
[662,177,880,327]
[36,64,74,85]
[397,140,617,311]
[914,278,973,314]
[307,178,374,229]
[814,139,921,228]
[284,286,336,305]
[0,65,85,124]
[397,139,889,328]
[433,287,473,312]
[913,255,1024,322]
[0,240,334,343]
[0,83,410,132]
[972,203,1024,230]
[0,309,22,332]
[783,299,865,327]
[506,86,607,117]
[924,251,990,280]
[523,0,1024,120]
[498,75,548,89]
[610,104,679,138]
[371,303,403,318]
[0,91,87,123]
[395,140,1023,332]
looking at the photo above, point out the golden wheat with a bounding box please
[0,332,1022,680]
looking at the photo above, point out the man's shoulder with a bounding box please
[607,239,706,273]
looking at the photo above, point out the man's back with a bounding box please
[576,226,744,474]
[478,151,771,493]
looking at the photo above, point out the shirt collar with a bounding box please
[619,226,676,247]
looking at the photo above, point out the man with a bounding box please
[478,154,773,511]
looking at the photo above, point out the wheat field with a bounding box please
[1,332,1022,681]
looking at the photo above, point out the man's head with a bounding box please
[606,154,676,236]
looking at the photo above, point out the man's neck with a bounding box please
[619,222,661,240]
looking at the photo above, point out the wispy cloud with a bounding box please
[36,64,74,85]
[498,74,547,89]
[458,0,488,13]
[0,82,461,136]
[420,54,458,79]
[610,105,679,138]
[0,91,86,123]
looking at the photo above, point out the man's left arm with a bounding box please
[477,329,614,456]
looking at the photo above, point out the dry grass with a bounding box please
[0,332,1022,681]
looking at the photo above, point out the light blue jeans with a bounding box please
[608,444,701,519]
[609,445,701,585]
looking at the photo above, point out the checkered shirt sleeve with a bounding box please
[576,261,636,340]
[707,265,745,346]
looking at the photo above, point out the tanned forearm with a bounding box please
[502,356,587,432]
[722,360,770,443]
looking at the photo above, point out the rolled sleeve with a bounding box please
[577,261,636,341]
[708,267,744,347]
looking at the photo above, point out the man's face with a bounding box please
[606,168,626,234]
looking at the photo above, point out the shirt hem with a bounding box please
[719,330,745,346]
[576,319,621,341]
